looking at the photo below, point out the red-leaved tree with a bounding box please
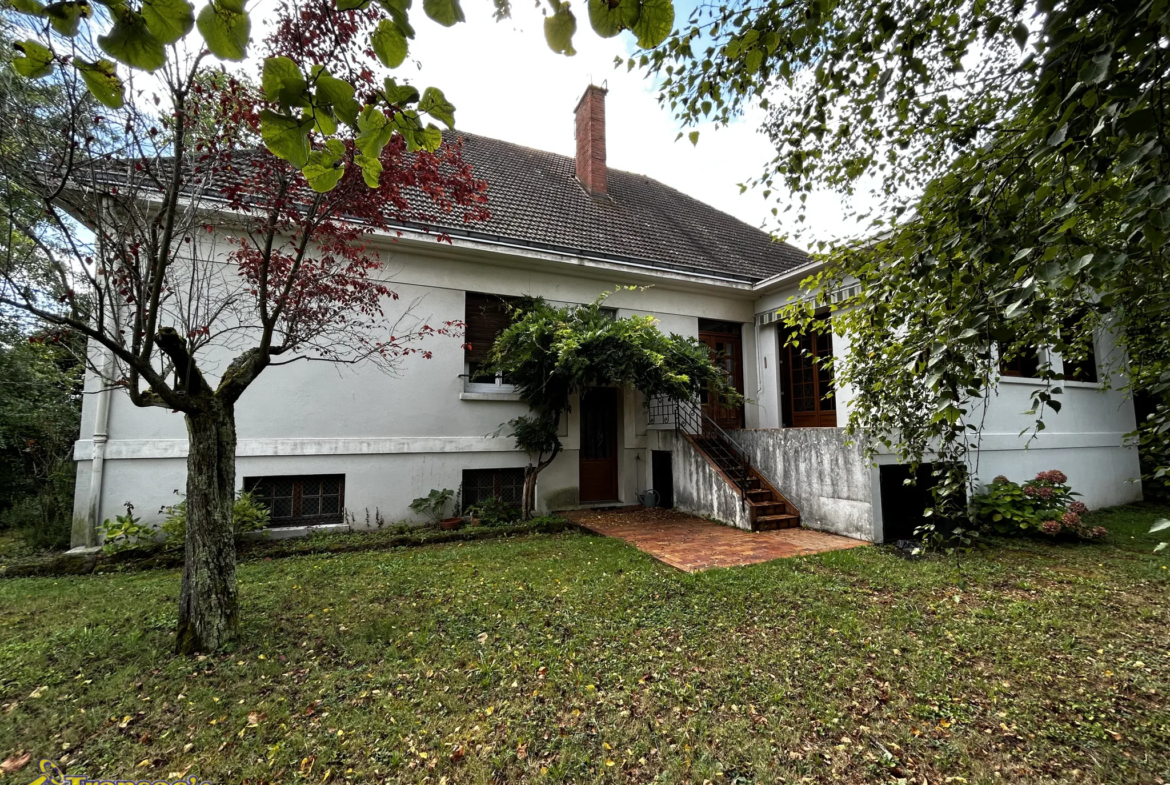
[0,0,488,653]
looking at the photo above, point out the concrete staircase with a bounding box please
[681,430,801,531]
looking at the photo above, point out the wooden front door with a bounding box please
[785,321,837,427]
[699,329,745,430]
[579,387,619,503]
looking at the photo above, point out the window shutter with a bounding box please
[465,292,514,364]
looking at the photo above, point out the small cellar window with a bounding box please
[244,475,345,527]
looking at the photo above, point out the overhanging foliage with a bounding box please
[488,290,741,517]
[641,0,1170,513]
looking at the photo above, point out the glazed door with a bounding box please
[786,322,837,427]
[579,387,619,503]
[699,331,745,430]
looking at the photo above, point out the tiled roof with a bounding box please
[442,132,809,283]
[63,132,809,284]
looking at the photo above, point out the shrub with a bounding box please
[2,496,73,551]
[972,471,1104,540]
[98,503,154,554]
[159,491,271,547]
[101,492,272,554]
[0,461,76,551]
[526,514,568,527]
[466,496,522,526]
[409,488,456,525]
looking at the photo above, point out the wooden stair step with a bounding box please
[683,429,801,529]
[754,513,800,531]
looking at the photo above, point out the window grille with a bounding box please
[461,468,525,511]
[244,475,345,527]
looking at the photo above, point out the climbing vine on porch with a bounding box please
[487,289,740,519]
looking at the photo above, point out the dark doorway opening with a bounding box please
[878,463,967,542]
[651,450,674,509]
[579,387,619,503]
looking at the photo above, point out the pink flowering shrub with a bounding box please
[973,470,1105,541]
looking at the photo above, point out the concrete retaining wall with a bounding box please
[730,429,878,541]
[667,432,752,531]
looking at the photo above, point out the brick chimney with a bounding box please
[574,84,608,195]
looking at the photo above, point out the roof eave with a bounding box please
[750,258,824,294]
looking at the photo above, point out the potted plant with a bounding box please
[410,488,461,530]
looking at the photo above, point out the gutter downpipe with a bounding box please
[75,349,113,548]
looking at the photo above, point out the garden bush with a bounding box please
[466,496,522,526]
[0,461,76,551]
[100,492,271,554]
[973,470,1106,540]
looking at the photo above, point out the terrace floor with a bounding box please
[564,506,868,572]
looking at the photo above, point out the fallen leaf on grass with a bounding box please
[1,753,32,774]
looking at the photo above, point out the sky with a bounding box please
[246,0,865,249]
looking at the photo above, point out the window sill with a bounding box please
[999,376,1102,390]
[242,523,351,540]
[460,391,524,402]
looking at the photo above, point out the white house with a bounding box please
[70,85,1143,546]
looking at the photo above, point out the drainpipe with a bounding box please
[75,350,114,548]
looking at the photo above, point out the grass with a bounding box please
[0,505,1167,785]
[0,516,577,577]
[0,529,34,562]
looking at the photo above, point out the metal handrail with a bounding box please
[672,398,753,500]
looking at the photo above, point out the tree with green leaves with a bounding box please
[0,0,490,653]
[641,0,1170,521]
[6,0,678,187]
[0,324,83,550]
[1,0,682,652]
[488,291,740,519]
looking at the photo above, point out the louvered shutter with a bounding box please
[464,292,514,364]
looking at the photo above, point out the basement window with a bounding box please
[244,474,345,527]
[461,468,525,512]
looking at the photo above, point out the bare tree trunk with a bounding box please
[175,400,238,654]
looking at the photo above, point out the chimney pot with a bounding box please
[574,84,608,195]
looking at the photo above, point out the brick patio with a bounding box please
[564,507,868,572]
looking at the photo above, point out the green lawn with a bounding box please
[1,506,1167,785]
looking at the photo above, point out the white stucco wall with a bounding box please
[750,278,1144,515]
[72,232,763,538]
[74,229,1143,544]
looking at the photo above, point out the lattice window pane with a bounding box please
[462,468,525,511]
[244,475,345,527]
